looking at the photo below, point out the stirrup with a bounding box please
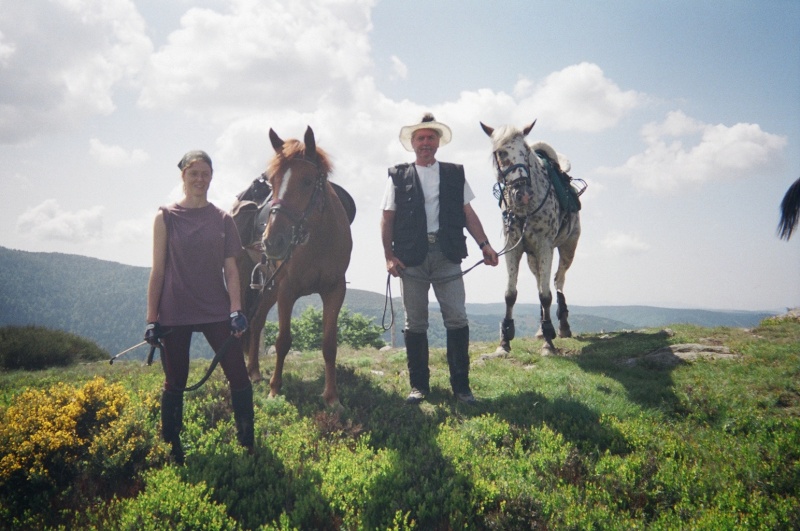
[249,261,272,290]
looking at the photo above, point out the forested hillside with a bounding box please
[0,247,149,356]
[0,247,777,356]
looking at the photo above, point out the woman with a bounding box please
[145,150,254,463]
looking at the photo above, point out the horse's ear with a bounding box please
[269,128,284,154]
[480,122,494,137]
[304,126,317,161]
[522,119,537,136]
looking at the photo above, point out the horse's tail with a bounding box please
[778,176,800,241]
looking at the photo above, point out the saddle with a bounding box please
[531,141,586,213]
[231,173,273,248]
[231,174,357,248]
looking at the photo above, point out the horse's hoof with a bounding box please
[494,345,510,355]
[559,328,572,338]
[249,373,264,384]
[541,338,558,355]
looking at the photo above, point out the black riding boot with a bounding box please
[446,326,474,401]
[231,386,255,452]
[404,330,430,397]
[161,390,185,464]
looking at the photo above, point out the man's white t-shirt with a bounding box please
[381,162,475,233]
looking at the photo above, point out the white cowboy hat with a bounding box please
[399,113,452,152]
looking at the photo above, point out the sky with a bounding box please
[1,0,798,312]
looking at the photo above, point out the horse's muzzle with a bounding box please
[511,184,534,206]
[263,232,290,260]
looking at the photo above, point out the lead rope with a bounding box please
[380,217,527,332]
[161,334,238,393]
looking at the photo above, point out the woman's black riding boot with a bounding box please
[231,386,255,452]
[403,329,430,394]
[446,326,472,396]
[161,390,185,464]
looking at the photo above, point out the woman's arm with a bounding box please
[146,211,167,323]
[223,255,243,314]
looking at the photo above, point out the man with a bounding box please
[381,113,499,404]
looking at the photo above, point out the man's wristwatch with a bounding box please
[479,240,490,249]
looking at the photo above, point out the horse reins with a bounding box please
[492,150,553,220]
[381,151,540,332]
[265,159,326,257]
[249,157,327,294]
[147,158,330,390]
[380,221,527,332]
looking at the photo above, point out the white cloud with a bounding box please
[0,0,152,144]
[601,231,650,254]
[0,30,15,65]
[389,55,408,80]
[600,110,788,193]
[105,212,152,245]
[16,200,104,242]
[89,138,150,166]
[138,0,374,118]
[515,63,646,132]
[641,110,704,143]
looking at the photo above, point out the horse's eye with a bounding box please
[498,150,507,159]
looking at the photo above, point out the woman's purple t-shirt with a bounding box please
[158,203,242,326]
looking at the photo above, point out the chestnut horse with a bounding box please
[481,120,582,354]
[238,127,353,407]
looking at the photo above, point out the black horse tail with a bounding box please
[778,176,800,241]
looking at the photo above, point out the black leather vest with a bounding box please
[388,162,468,266]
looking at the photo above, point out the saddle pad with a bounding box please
[534,149,581,213]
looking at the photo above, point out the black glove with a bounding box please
[144,322,164,345]
[230,311,248,334]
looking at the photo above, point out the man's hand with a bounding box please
[481,243,499,267]
[386,255,406,277]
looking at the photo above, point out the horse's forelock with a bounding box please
[491,125,525,151]
[267,138,333,178]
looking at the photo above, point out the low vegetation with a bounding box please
[0,315,798,529]
[0,325,108,370]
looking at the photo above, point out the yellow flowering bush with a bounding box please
[0,377,157,527]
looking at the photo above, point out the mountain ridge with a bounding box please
[0,246,776,355]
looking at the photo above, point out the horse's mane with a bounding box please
[268,138,333,178]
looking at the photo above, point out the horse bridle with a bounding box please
[249,157,327,293]
[492,150,552,225]
[264,158,327,257]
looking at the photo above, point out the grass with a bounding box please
[0,317,798,529]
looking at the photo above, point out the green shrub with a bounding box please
[0,325,108,370]
[109,467,240,530]
[263,307,386,351]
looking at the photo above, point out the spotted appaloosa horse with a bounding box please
[481,120,581,354]
[238,127,353,407]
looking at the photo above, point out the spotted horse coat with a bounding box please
[481,120,581,354]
